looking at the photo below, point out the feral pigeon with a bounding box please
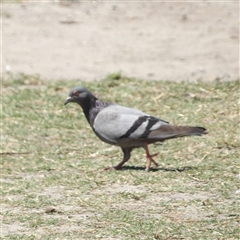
[64,86,207,171]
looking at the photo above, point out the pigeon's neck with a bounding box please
[76,96,97,124]
[77,96,110,126]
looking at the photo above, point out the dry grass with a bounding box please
[1,73,240,239]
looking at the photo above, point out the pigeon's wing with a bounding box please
[92,104,169,145]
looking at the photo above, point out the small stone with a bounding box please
[235,189,240,194]
[45,206,57,213]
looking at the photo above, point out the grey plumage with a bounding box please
[64,86,207,171]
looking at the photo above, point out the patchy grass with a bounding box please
[1,73,239,239]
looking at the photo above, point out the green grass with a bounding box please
[1,73,240,239]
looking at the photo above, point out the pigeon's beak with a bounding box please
[64,96,72,105]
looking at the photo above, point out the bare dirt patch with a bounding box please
[3,1,239,82]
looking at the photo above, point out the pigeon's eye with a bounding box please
[74,91,79,96]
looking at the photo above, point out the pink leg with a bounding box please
[144,143,159,171]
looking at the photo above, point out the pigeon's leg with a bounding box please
[144,143,159,171]
[113,148,132,170]
[104,148,132,170]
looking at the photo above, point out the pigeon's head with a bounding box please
[64,86,96,106]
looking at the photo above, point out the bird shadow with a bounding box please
[119,165,197,172]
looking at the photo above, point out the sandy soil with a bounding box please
[2,1,239,82]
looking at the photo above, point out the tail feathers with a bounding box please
[148,125,207,140]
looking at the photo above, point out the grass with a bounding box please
[1,73,240,239]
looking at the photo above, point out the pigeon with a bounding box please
[64,86,207,171]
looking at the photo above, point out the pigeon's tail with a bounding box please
[148,125,207,141]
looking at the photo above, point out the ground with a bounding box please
[1,1,240,239]
[2,77,239,239]
[2,1,239,82]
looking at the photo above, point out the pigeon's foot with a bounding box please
[145,156,159,171]
[103,166,121,171]
[144,143,159,171]
[103,166,115,171]
[149,153,159,166]
[104,154,130,171]
[151,157,159,167]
